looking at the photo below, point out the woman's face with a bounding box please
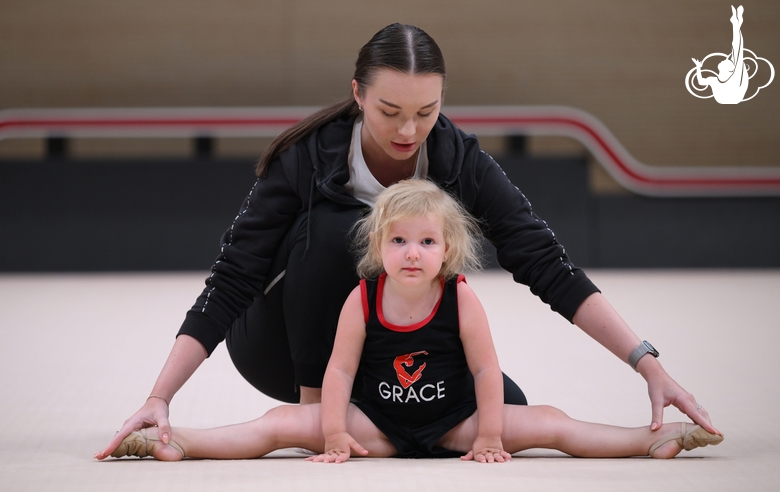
[353,69,444,164]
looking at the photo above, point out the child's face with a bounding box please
[380,213,448,286]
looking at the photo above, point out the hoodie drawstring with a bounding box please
[302,172,317,258]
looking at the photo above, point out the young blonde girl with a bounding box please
[98,179,722,463]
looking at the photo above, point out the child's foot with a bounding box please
[105,428,185,461]
[649,422,723,459]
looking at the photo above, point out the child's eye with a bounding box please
[392,237,405,244]
[422,238,434,245]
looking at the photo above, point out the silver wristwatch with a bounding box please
[627,341,659,371]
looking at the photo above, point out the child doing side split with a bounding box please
[98,180,723,463]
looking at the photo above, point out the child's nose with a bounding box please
[406,244,420,260]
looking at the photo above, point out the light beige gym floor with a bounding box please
[1,270,778,491]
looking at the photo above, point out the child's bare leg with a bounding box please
[438,405,712,459]
[122,404,324,460]
[116,403,396,461]
[177,404,326,459]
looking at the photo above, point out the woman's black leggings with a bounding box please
[225,200,527,405]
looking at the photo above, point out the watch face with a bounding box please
[644,341,659,357]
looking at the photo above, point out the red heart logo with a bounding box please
[393,351,428,389]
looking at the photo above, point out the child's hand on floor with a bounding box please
[306,431,368,464]
[461,436,511,463]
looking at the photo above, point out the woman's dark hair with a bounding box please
[255,23,446,177]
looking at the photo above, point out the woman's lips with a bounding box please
[391,141,415,153]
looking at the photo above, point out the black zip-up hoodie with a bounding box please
[179,113,599,355]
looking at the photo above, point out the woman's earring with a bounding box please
[358,106,363,112]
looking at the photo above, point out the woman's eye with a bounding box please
[382,111,398,117]
[418,111,433,118]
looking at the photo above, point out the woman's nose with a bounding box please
[398,118,415,138]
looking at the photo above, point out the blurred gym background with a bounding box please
[1,0,779,271]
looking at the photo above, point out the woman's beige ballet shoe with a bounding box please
[649,422,723,456]
[110,428,185,459]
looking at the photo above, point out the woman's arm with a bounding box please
[95,335,207,459]
[180,152,306,356]
[311,286,369,463]
[457,281,512,463]
[460,143,720,436]
[573,292,720,435]
[461,143,600,322]
[97,160,305,458]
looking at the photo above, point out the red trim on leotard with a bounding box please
[376,273,446,333]
[360,279,369,324]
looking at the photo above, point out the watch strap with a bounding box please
[628,341,658,371]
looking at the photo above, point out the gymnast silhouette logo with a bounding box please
[685,5,774,104]
[393,351,428,388]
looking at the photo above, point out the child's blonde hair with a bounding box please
[354,179,482,279]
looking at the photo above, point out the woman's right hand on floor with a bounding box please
[94,397,171,460]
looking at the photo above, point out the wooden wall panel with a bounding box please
[1,0,778,169]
